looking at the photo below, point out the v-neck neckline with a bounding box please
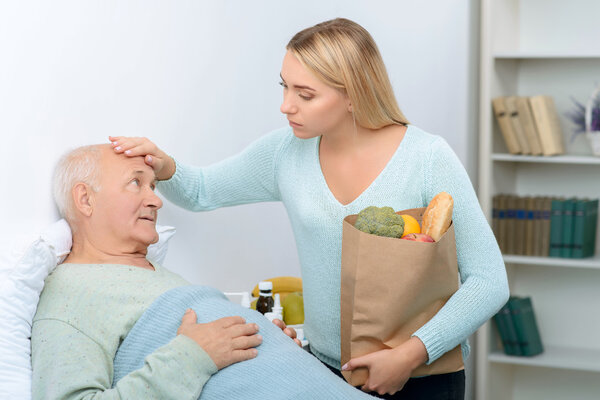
[315,125,411,208]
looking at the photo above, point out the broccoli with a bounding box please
[354,206,405,238]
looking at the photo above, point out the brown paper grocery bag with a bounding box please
[340,207,464,386]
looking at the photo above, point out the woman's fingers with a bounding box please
[110,137,157,157]
[270,319,301,346]
[271,319,286,330]
[108,135,176,180]
[342,354,370,371]
[283,327,297,339]
[361,380,372,393]
[108,135,123,143]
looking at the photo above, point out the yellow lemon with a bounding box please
[399,214,421,237]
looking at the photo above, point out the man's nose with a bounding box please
[145,188,163,210]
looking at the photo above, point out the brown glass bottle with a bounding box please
[256,281,274,314]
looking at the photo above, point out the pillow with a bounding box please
[147,225,176,265]
[0,220,175,400]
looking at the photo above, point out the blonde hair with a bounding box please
[286,18,409,129]
[52,145,102,223]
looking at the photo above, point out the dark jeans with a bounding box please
[322,360,465,400]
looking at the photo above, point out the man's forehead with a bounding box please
[101,146,156,180]
[122,158,157,180]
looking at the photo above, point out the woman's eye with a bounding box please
[130,178,140,186]
[299,94,313,101]
[279,81,288,89]
[150,183,156,191]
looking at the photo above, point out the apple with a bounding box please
[401,233,435,242]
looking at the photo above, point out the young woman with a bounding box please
[110,18,509,399]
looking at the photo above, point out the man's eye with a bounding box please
[130,179,140,186]
[150,183,156,191]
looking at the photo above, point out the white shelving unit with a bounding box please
[488,345,600,373]
[477,1,600,399]
[502,254,600,271]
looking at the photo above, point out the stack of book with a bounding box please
[549,197,599,258]
[492,95,565,156]
[493,296,544,357]
[492,195,598,258]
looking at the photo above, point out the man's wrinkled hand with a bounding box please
[177,309,262,370]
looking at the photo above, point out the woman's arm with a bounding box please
[111,128,292,212]
[413,137,510,364]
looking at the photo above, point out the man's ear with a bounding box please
[72,182,95,217]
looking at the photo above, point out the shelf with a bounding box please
[492,153,600,165]
[479,0,600,398]
[489,345,600,372]
[503,254,600,270]
[494,53,600,60]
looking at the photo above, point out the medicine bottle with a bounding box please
[264,293,283,322]
[256,281,274,315]
[272,293,283,321]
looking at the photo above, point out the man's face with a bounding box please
[91,146,162,252]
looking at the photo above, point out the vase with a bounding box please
[586,130,600,156]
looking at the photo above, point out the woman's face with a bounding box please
[279,51,351,139]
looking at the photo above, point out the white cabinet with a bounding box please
[477,1,600,399]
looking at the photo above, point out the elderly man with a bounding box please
[32,144,266,397]
[32,145,374,400]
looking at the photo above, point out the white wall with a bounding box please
[0,0,478,394]
[0,0,478,286]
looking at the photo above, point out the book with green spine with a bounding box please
[549,198,564,257]
[493,300,522,356]
[572,199,599,258]
[508,296,544,357]
[560,197,577,258]
[540,197,552,256]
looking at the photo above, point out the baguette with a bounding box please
[422,192,454,241]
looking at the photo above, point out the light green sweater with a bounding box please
[31,263,217,400]
[158,125,510,368]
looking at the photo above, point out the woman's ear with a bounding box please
[72,183,94,217]
[348,103,353,112]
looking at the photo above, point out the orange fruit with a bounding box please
[399,214,421,237]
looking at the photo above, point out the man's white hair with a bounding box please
[52,145,103,223]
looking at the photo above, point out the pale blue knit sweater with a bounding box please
[113,285,376,399]
[158,125,510,369]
